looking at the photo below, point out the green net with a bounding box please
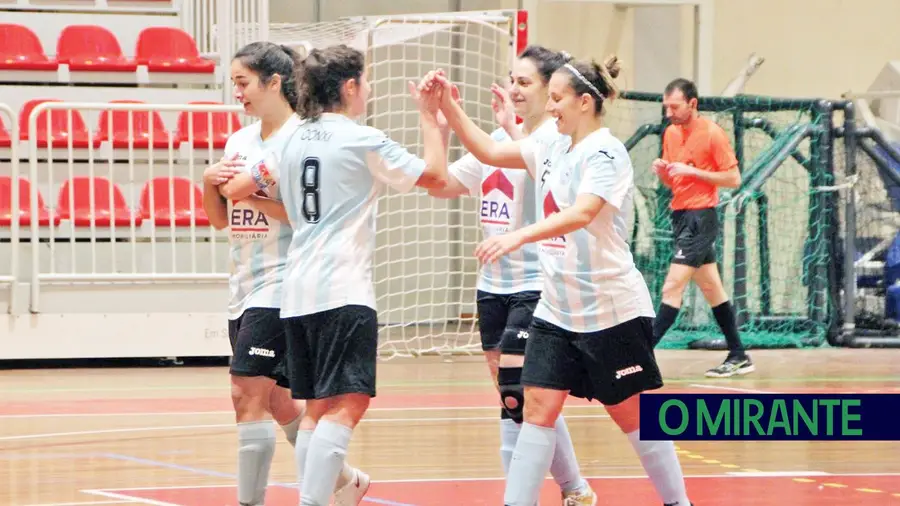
[605,93,841,350]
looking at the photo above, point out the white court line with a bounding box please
[0,404,602,419]
[0,413,610,442]
[23,501,137,506]
[82,470,900,493]
[688,383,771,394]
[80,490,177,506]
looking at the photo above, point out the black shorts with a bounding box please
[228,308,290,389]
[671,207,719,268]
[282,304,378,400]
[521,316,664,406]
[477,290,540,355]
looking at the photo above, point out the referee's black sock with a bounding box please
[652,303,680,347]
[711,300,746,359]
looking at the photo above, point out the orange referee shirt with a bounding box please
[660,116,738,210]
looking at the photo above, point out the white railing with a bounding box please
[26,101,247,313]
[4,0,178,13]
[1,103,20,315]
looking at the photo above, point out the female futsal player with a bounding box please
[239,44,449,506]
[201,41,367,506]
[426,45,595,505]
[422,56,693,506]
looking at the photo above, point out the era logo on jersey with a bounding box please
[481,170,514,228]
[230,201,271,240]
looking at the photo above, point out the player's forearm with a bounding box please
[443,99,525,169]
[219,172,261,200]
[427,175,469,199]
[517,201,602,245]
[418,113,449,189]
[246,197,289,223]
[695,167,741,188]
[203,183,229,230]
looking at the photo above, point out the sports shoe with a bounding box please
[332,468,370,506]
[563,484,597,506]
[705,355,755,378]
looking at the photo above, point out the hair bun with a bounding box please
[603,55,621,79]
[559,50,572,62]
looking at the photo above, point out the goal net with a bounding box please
[234,11,521,359]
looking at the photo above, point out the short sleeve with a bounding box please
[577,149,632,210]
[448,153,484,195]
[661,127,672,161]
[249,150,281,190]
[359,127,426,194]
[711,128,738,172]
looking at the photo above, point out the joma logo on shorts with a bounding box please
[248,347,275,358]
[614,365,643,380]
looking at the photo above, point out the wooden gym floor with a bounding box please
[1,348,899,506]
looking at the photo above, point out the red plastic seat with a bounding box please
[0,24,58,71]
[135,27,215,74]
[96,100,178,149]
[139,177,209,227]
[175,102,242,149]
[0,176,59,227]
[19,99,102,149]
[56,177,141,227]
[0,116,11,148]
[56,25,137,72]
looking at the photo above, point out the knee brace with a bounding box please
[497,367,524,424]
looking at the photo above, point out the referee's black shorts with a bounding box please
[671,207,718,268]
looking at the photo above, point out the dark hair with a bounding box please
[233,41,304,113]
[664,77,698,102]
[517,45,572,84]
[297,44,365,121]
[557,55,622,115]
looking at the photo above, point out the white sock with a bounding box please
[500,418,521,475]
[626,430,691,506]
[294,429,313,492]
[237,421,276,506]
[280,416,300,447]
[334,461,355,490]
[549,415,588,494]
[503,422,557,506]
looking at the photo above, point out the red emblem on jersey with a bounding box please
[482,169,515,200]
[543,192,560,217]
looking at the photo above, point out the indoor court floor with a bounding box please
[2,348,899,505]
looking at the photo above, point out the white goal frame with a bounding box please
[529,0,714,94]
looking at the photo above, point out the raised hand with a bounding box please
[490,83,515,129]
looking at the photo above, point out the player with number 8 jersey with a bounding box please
[248,44,449,506]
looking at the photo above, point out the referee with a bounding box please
[651,77,754,378]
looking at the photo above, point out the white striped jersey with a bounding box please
[449,120,558,294]
[260,113,427,318]
[520,127,654,333]
[223,114,303,320]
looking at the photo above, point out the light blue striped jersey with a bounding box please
[223,114,303,320]
[450,120,559,294]
[520,127,654,333]
[269,113,427,318]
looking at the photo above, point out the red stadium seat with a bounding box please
[96,100,179,149]
[0,176,59,227]
[19,99,102,149]
[56,177,141,227]
[175,102,242,149]
[135,27,215,74]
[139,177,209,227]
[56,25,137,72]
[0,24,58,71]
[0,116,11,148]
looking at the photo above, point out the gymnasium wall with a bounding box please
[269,0,899,99]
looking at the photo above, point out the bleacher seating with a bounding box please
[0,176,59,227]
[136,27,215,74]
[139,176,210,227]
[176,102,242,149]
[56,176,142,227]
[0,24,59,72]
[18,98,102,149]
[0,116,11,148]
[57,25,138,73]
[96,100,179,149]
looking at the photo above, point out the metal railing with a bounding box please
[1,103,20,314]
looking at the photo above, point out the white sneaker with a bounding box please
[333,468,370,506]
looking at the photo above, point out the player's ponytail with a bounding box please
[558,54,622,115]
[296,44,365,122]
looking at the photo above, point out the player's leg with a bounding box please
[499,292,593,503]
[228,309,286,506]
[292,305,377,506]
[653,211,699,346]
[580,317,692,506]
[477,291,517,473]
[503,317,578,506]
[267,369,302,446]
[692,261,754,377]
